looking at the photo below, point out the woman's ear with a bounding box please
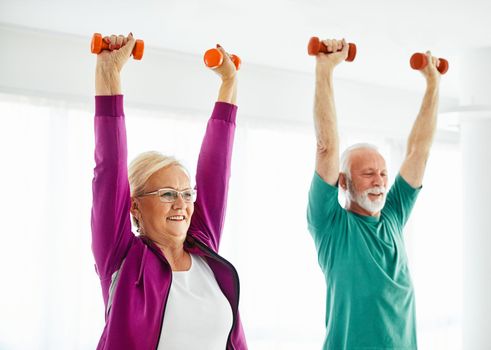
[130,197,140,217]
[130,198,143,233]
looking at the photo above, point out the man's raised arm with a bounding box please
[314,38,349,185]
[400,51,442,188]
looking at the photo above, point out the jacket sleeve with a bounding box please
[91,95,134,303]
[188,102,237,252]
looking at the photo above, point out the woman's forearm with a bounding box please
[95,66,122,96]
[217,78,237,105]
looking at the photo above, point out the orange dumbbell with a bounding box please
[204,48,241,70]
[410,53,448,74]
[91,33,144,60]
[308,37,357,62]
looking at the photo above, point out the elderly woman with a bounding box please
[91,33,247,349]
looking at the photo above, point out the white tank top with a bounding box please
[157,254,233,349]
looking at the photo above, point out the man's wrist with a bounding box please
[425,79,440,92]
[316,64,335,83]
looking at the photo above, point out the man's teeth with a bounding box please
[167,215,185,221]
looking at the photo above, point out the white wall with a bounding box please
[0,23,464,350]
[1,23,458,139]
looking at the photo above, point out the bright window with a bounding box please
[0,94,462,349]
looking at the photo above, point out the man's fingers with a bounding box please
[323,39,332,52]
[322,39,331,52]
[426,50,440,68]
[321,39,345,53]
[342,39,349,53]
[426,50,432,63]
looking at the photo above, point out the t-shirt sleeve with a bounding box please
[382,173,422,231]
[307,172,345,250]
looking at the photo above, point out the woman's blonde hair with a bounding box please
[128,151,190,229]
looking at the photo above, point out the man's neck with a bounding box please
[346,201,380,218]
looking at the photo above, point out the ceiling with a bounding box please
[1,0,491,99]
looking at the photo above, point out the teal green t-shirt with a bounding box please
[307,172,421,350]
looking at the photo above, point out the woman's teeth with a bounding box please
[167,215,185,221]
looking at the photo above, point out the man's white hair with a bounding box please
[340,143,380,178]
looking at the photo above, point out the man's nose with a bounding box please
[372,174,383,186]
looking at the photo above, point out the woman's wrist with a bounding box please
[221,74,236,84]
[217,78,237,104]
[95,66,122,95]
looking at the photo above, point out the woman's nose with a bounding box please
[172,194,186,209]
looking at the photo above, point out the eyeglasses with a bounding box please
[140,188,197,203]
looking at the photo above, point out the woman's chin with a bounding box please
[163,226,189,240]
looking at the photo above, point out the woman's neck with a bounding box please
[156,241,191,272]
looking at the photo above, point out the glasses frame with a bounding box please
[139,188,197,203]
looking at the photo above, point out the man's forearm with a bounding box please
[406,83,439,157]
[311,38,348,184]
[314,70,339,156]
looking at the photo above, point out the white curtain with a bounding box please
[0,93,462,349]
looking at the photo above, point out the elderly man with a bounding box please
[307,38,441,349]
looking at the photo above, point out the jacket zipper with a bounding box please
[191,238,240,350]
[154,271,172,350]
[141,239,173,350]
[145,236,240,350]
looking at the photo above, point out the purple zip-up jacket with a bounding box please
[91,95,247,350]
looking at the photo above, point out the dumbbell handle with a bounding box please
[204,48,241,70]
[91,33,144,60]
[410,53,448,74]
[308,37,357,62]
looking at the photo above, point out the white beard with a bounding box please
[347,181,386,214]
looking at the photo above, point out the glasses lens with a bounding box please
[182,190,196,203]
[159,190,178,202]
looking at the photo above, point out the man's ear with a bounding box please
[338,173,347,191]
